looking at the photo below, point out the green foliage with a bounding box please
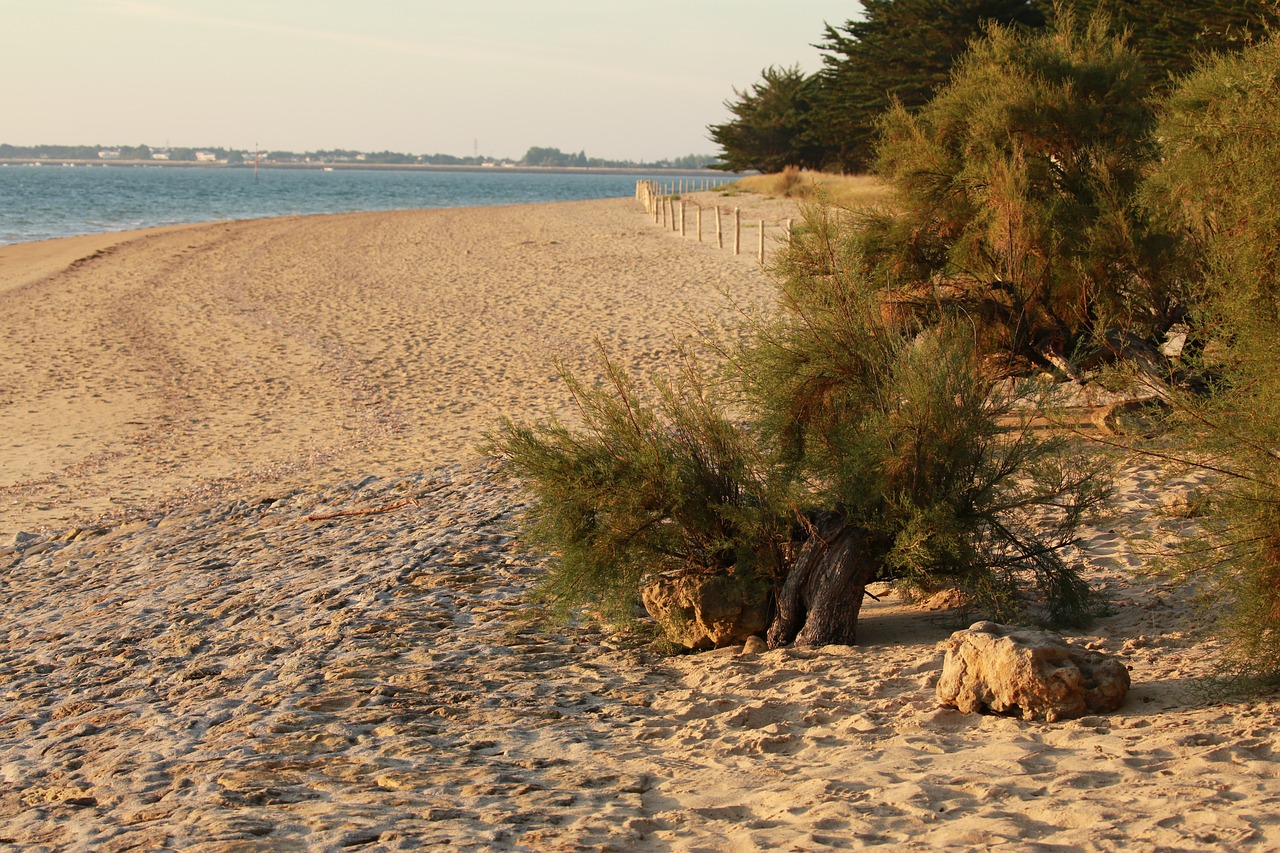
[708,65,825,173]
[870,10,1179,363]
[484,346,788,626]
[1150,35,1280,325]
[737,206,1109,624]
[812,0,1047,172]
[709,1,1276,178]
[491,201,1107,638]
[521,146,590,168]
[1145,34,1280,680]
[1045,0,1280,89]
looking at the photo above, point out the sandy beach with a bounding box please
[3,193,1279,851]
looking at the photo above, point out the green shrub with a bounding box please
[484,345,789,627]
[1146,34,1280,681]
[489,15,1127,649]
[744,205,1110,630]
[868,10,1181,369]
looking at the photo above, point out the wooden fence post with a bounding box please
[758,220,765,264]
[734,208,741,255]
[680,200,687,237]
[697,205,702,242]
[716,206,723,249]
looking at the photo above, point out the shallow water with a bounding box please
[0,164,715,244]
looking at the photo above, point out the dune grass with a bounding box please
[729,168,892,209]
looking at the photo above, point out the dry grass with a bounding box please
[729,170,892,209]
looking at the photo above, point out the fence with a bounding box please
[634,179,795,265]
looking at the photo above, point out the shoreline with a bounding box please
[0,158,729,176]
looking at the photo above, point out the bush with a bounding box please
[490,202,1108,648]
[1146,34,1280,681]
[489,16,1125,650]
[484,345,788,628]
[868,10,1181,371]
[743,205,1109,634]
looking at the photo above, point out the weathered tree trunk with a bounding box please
[767,520,879,648]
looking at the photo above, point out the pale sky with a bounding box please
[2,1,863,161]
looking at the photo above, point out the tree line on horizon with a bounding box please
[710,0,1279,173]
[0,143,720,171]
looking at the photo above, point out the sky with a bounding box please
[2,1,863,162]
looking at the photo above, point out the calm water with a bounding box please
[0,165,710,245]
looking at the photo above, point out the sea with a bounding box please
[0,164,722,246]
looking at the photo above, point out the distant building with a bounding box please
[152,150,171,160]
[97,150,121,159]
[194,151,218,162]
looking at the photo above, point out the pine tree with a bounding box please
[1049,0,1279,89]
[707,65,825,173]
[811,0,1046,173]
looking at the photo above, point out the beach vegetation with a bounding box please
[866,8,1184,375]
[494,13,1280,662]
[731,171,893,210]
[491,13,1147,651]
[708,65,826,174]
[485,345,790,629]
[739,213,1109,644]
[1138,33,1280,683]
[709,0,1278,177]
[488,252,1106,646]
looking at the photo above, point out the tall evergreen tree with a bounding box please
[812,0,1047,173]
[708,65,824,173]
[1047,0,1280,88]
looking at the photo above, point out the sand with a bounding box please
[2,192,1279,850]
[0,196,785,539]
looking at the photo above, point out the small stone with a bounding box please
[740,636,768,655]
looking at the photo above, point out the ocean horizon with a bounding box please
[0,164,727,245]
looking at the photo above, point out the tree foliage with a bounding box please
[867,11,1180,370]
[741,207,1107,632]
[1144,34,1280,682]
[708,65,824,173]
[812,0,1047,173]
[485,346,788,627]
[709,0,1279,176]
[489,203,1108,646]
[1049,0,1280,89]
[521,147,590,168]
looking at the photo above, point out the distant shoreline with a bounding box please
[0,159,732,177]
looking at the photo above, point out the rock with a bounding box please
[641,573,769,652]
[919,586,971,611]
[740,636,768,655]
[936,621,1130,722]
[1160,324,1189,359]
[1092,397,1170,437]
